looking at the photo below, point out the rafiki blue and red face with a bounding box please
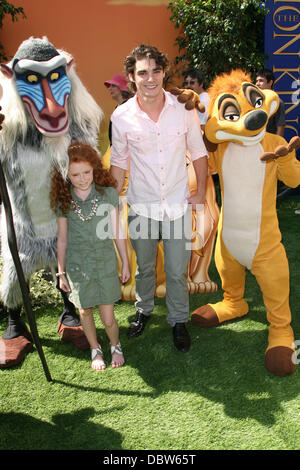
[13,53,71,136]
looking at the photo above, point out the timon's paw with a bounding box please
[170,87,205,113]
[261,136,300,162]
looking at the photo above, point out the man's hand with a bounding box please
[188,191,206,210]
[170,87,205,113]
[110,165,126,194]
[188,156,208,210]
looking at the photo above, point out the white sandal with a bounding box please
[110,342,125,368]
[91,346,106,371]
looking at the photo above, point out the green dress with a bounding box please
[57,183,121,308]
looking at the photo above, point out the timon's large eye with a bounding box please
[243,83,264,109]
[253,95,263,108]
[223,104,240,121]
[219,96,241,122]
[27,74,39,84]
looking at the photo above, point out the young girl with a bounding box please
[50,142,130,371]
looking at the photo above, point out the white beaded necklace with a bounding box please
[70,196,99,221]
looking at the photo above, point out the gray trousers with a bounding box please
[128,211,191,327]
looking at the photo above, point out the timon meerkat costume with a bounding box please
[190,70,300,377]
[0,37,103,367]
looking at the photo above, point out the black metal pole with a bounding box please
[0,160,52,382]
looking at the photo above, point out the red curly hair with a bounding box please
[50,142,117,215]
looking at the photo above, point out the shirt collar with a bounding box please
[133,89,175,117]
[71,182,97,202]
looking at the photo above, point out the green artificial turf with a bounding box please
[0,194,300,451]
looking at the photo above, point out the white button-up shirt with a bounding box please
[110,90,208,221]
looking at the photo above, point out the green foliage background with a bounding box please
[0,0,25,61]
[168,0,268,86]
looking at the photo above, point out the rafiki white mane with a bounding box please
[0,38,103,308]
[61,49,103,145]
[0,62,28,151]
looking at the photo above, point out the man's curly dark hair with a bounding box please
[124,44,169,92]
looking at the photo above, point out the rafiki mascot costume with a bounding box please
[189,70,300,376]
[0,37,103,367]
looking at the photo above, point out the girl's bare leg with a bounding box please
[79,307,106,371]
[98,304,125,368]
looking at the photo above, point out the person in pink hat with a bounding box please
[105,74,131,104]
[105,74,132,144]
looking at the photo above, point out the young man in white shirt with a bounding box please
[110,44,208,352]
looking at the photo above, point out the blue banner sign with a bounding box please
[264,0,299,157]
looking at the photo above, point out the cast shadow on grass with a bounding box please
[0,407,123,450]
[30,280,300,429]
[2,261,299,432]
[43,315,300,428]
[116,313,299,427]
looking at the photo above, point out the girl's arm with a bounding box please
[110,206,130,283]
[57,216,71,292]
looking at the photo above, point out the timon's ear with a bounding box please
[0,64,14,79]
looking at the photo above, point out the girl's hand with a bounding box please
[59,275,71,292]
[120,262,130,284]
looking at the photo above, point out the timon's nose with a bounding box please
[244,110,268,131]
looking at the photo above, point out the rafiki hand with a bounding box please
[170,87,205,113]
[59,275,71,292]
[260,136,300,162]
[0,106,5,130]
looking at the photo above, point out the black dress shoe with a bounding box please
[172,323,190,352]
[127,312,150,338]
